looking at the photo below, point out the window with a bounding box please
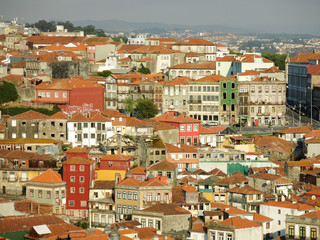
[223,83,227,88]
[210,232,216,240]
[193,124,198,132]
[70,165,75,171]
[266,222,270,229]
[187,124,192,132]
[80,165,85,171]
[62,190,65,197]
[91,123,95,128]
[70,187,75,193]
[167,172,172,179]
[79,187,84,193]
[158,171,163,176]
[47,191,51,199]
[83,133,88,139]
[148,220,153,228]
[156,220,161,230]
[133,192,138,200]
[109,161,113,167]
[278,220,281,225]
[38,190,42,198]
[117,191,121,199]
[91,133,95,139]
[81,201,86,207]
[128,192,132,200]
[70,176,75,182]
[122,192,126,200]
[278,209,281,214]
[141,219,146,228]
[29,189,34,197]
[12,120,16,126]
[219,233,224,240]
[180,125,185,132]
[69,200,75,207]
[79,176,84,182]
[63,92,67,98]
[227,234,232,240]
[299,226,306,239]
[55,92,59,98]
[311,228,317,240]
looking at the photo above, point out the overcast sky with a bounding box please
[1,0,320,35]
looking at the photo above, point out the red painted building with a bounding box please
[99,154,131,171]
[34,78,104,113]
[152,111,201,145]
[63,156,95,219]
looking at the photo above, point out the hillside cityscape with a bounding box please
[0,16,320,240]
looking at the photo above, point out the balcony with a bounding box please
[188,100,202,104]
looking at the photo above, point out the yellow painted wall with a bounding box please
[95,170,126,181]
[203,192,214,202]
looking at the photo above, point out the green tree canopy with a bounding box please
[137,64,151,74]
[136,98,159,119]
[124,97,135,117]
[97,70,112,78]
[0,81,18,104]
[262,53,287,70]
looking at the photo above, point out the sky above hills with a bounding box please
[1,0,320,35]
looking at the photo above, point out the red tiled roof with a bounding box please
[89,112,110,122]
[199,126,227,134]
[0,74,24,83]
[262,201,315,210]
[101,110,126,118]
[169,62,216,70]
[301,209,320,218]
[290,53,320,63]
[253,213,272,222]
[100,154,131,161]
[148,160,177,171]
[253,135,293,153]
[217,216,261,229]
[130,166,146,175]
[174,38,215,46]
[278,123,315,134]
[180,184,197,192]
[166,143,198,153]
[66,147,90,153]
[194,74,224,83]
[49,111,68,119]
[68,112,89,122]
[152,111,200,123]
[142,119,178,131]
[228,185,263,195]
[304,130,320,138]
[260,66,283,73]
[208,168,227,177]
[10,110,49,120]
[142,203,191,215]
[215,172,248,185]
[63,157,93,165]
[36,78,103,90]
[0,124,7,131]
[26,36,85,44]
[239,70,260,76]
[162,76,192,85]
[29,169,63,183]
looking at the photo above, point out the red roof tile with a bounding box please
[278,123,315,134]
[29,169,63,183]
[174,38,215,46]
[217,216,261,229]
[228,185,263,195]
[63,157,93,165]
[262,201,315,210]
[290,53,320,63]
[194,74,224,83]
[49,111,68,119]
[252,213,272,222]
[142,203,191,215]
[169,62,216,70]
[101,154,131,161]
[148,160,177,171]
[130,166,146,175]
[152,111,200,123]
[10,110,49,120]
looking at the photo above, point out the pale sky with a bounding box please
[1,0,320,35]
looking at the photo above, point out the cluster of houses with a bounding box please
[2,20,320,240]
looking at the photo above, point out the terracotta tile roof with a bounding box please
[249,172,282,181]
[125,117,152,127]
[194,74,224,83]
[217,216,261,229]
[228,185,263,195]
[152,111,200,124]
[239,70,260,76]
[134,227,158,238]
[29,169,63,183]
[118,57,131,61]
[142,119,178,131]
[42,42,87,52]
[162,76,192,85]
[89,112,110,122]
[28,222,82,238]
[49,111,68,119]
[10,110,49,120]
[199,126,227,134]
[68,112,89,122]
[142,203,191,215]
[252,76,280,82]
[66,147,90,153]
[190,222,205,233]
[117,177,141,186]
[239,54,273,63]
[140,177,168,187]
[118,45,143,54]
[252,213,272,222]
[260,66,283,73]
[0,198,11,203]
[169,62,216,70]
[0,215,64,233]
[278,123,315,134]
[301,209,320,218]
[186,52,201,57]
[208,168,227,177]
[1,74,24,83]
[26,36,85,44]
[137,57,156,62]
[165,143,198,153]
[304,130,320,138]
[130,166,146,175]
[36,78,103,90]
[93,180,115,189]
[305,136,320,144]
[180,184,198,192]
[63,157,93,165]
[308,65,320,75]
[174,38,215,46]
[148,160,177,171]
[290,53,320,63]
[15,200,53,215]
[101,110,126,118]
[215,172,248,186]
[262,201,315,210]
[101,154,131,161]
[253,135,293,153]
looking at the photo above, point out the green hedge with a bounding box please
[0,105,61,116]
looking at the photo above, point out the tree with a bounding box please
[0,81,18,104]
[136,99,159,119]
[112,36,128,44]
[262,52,287,70]
[97,70,112,78]
[124,98,135,116]
[137,64,151,74]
